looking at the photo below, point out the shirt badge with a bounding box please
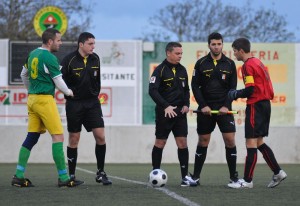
[150,76,156,83]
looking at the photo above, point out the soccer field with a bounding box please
[1,163,299,206]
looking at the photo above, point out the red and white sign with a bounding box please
[0,87,112,125]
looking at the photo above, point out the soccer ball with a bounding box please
[149,169,168,187]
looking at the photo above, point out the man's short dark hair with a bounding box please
[208,32,223,44]
[77,32,95,46]
[165,42,182,54]
[232,38,251,53]
[42,28,60,44]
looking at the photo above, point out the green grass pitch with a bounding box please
[1,163,299,206]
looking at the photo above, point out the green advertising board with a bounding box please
[142,42,168,124]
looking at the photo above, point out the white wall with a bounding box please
[295,44,300,125]
[0,39,9,87]
[1,125,299,164]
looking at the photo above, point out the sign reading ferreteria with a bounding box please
[143,42,296,126]
[33,6,68,37]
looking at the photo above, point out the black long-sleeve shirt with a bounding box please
[191,53,237,109]
[149,59,190,109]
[61,50,101,100]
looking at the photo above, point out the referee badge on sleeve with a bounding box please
[150,76,156,83]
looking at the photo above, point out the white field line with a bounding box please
[77,167,201,206]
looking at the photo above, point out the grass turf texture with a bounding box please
[0,164,299,206]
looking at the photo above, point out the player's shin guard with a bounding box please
[67,147,78,176]
[52,142,69,181]
[15,132,40,178]
[244,148,257,182]
[258,143,281,174]
[15,146,31,178]
[95,144,106,171]
[152,146,163,169]
[226,146,237,179]
[193,146,207,179]
[178,148,189,179]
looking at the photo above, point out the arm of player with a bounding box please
[227,86,254,102]
[52,76,73,97]
[20,66,30,90]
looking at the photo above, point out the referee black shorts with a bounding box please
[155,106,188,139]
[245,100,271,139]
[66,97,104,133]
[196,113,236,135]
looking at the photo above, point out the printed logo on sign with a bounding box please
[0,90,10,105]
[99,93,109,104]
[33,6,68,37]
[0,87,112,124]
[0,88,65,105]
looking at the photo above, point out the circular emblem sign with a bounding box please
[33,6,68,37]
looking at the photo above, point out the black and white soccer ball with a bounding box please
[149,169,168,187]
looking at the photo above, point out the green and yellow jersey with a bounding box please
[27,47,62,96]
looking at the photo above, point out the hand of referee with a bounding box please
[181,106,189,114]
[219,106,229,115]
[164,106,177,118]
[201,106,211,116]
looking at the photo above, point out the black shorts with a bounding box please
[66,98,104,133]
[196,113,236,135]
[155,106,188,139]
[245,100,271,138]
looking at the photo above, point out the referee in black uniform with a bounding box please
[191,32,238,185]
[61,32,112,185]
[149,42,197,187]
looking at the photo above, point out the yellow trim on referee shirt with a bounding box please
[83,57,87,67]
[172,67,176,75]
[213,59,217,66]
